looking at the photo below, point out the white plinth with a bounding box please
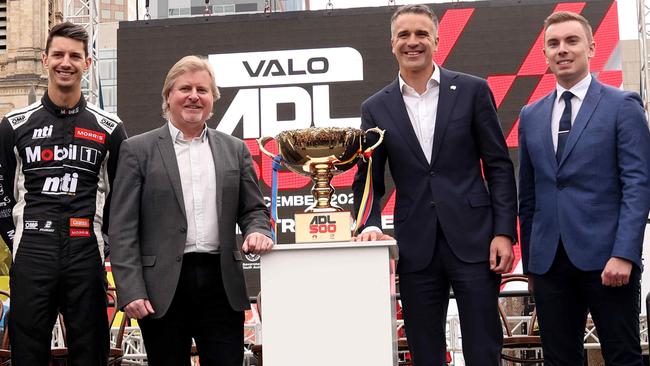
[260,240,398,366]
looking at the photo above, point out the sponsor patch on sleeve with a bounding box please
[24,220,38,230]
[23,219,56,233]
[70,228,90,237]
[69,217,90,228]
[74,127,106,144]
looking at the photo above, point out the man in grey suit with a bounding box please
[109,55,273,366]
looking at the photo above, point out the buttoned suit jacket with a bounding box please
[353,67,517,274]
[518,78,650,274]
[109,125,271,317]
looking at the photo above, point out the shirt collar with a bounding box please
[398,63,440,95]
[555,73,591,104]
[41,91,86,117]
[167,121,208,143]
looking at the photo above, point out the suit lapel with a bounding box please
[558,79,602,167]
[384,79,429,166]
[156,125,187,218]
[207,129,225,221]
[431,68,459,166]
[540,92,558,170]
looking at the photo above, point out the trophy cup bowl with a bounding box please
[258,127,384,213]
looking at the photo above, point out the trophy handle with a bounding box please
[257,136,277,159]
[363,127,385,154]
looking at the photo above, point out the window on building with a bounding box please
[213,4,235,14]
[115,11,124,20]
[47,0,54,31]
[100,85,117,113]
[98,49,117,113]
[234,3,257,12]
[168,7,190,17]
[0,0,5,55]
[101,9,111,19]
[115,0,123,4]
[101,0,111,4]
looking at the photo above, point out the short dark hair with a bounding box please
[544,11,593,43]
[45,22,89,56]
[391,4,438,36]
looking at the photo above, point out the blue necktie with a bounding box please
[556,91,574,162]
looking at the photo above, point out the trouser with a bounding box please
[533,243,642,366]
[399,225,502,366]
[139,252,245,366]
[9,233,109,366]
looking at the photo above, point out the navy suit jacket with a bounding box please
[518,78,650,274]
[353,67,517,274]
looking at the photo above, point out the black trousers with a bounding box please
[399,226,502,366]
[9,235,109,366]
[532,244,642,366]
[139,253,245,366]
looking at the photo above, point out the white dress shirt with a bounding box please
[398,64,441,163]
[362,65,441,234]
[551,74,591,152]
[168,122,220,253]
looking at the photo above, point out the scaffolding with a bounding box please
[639,0,650,119]
[63,0,99,105]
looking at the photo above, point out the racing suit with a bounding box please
[0,92,127,365]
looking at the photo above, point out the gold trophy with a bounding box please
[258,127,384,243]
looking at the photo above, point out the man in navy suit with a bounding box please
[518,11,650,366]
[353,5,517,365]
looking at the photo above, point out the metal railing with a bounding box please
[92,291,650,365]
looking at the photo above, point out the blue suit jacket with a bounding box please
[353,67,517,274]
[518,78,650,274]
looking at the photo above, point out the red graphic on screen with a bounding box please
[502,1,621,148]
[434,8,475,66]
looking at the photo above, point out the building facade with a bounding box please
[99,0,129,21]
[147,0,302,19]
[0,0,62,118]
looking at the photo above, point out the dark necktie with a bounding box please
[556,91,574,162]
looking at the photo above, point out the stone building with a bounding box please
[0,0,62,118]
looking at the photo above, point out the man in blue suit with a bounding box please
[518,11,650,366]
[353,5,517,365]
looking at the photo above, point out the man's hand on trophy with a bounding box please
[242,232,274,254]
[353,227,395,242]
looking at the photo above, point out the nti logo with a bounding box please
[25,145,100,164]
[32,125,53,139]
[42,172,78,195]
[209,47,363,138]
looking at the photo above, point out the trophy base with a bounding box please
[294,211,351,243]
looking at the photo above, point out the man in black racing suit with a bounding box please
[0,22,127,365]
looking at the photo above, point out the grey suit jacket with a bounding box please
[109,124,271,317]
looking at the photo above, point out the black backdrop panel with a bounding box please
[117,0,617,293]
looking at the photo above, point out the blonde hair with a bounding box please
[161,55,221,119]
